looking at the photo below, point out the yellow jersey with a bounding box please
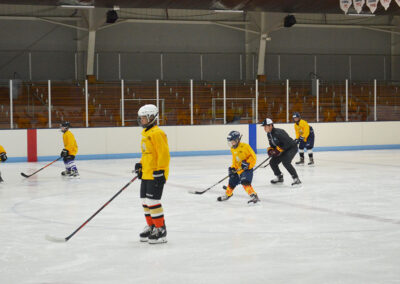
[0,145,5,154]
[140,125,170,180]
[230,142,256,175]
[63,130,78,156]
[294,119,310,142]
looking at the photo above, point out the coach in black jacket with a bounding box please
[261,118,301,186]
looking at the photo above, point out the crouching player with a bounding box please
[218,131,259,204]
[0,144,7,183]
[134,104,170,244]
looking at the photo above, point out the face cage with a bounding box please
[227,138,240,149]
[138,114,157,127]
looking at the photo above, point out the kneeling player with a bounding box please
[218,131,259,204]
[0,144,7,183]
[134,104,170,244]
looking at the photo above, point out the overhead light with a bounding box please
[213,10,244,13]
[347,13,375,17]
[60,5,95,8]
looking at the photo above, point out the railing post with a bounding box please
[345,79,349,122]
[190,79,193,125]
[316,79,319,122]
[121,79,125,126]
[374,79,377,121]
[156,79,160,125]
[48,80,51,128]
[223,79,226,124]
[286,79,289,123]
[9,80,13,129]
[85,79,89,127]
[255,79,258,123]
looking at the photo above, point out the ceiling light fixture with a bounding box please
[60,5,95,8]
[213,10,244,13]
[347,13,375,17]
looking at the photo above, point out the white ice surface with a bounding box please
[1,150,400,284]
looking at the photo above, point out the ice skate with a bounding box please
[217,194,231,202]
[68,170,80,178]
[148,226,167,244]
[295,157,304,165]
[0,174,3,183]
[270,174,284,184]
[61,170,71,176]
[291,177,302,187]
[139,225,154,242]
[308,157,314,166]
[247,193,260,204]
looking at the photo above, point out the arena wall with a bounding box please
[1,121,400,162]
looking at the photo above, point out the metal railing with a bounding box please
[1,79,399,129]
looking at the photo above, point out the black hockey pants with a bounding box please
[270,146,299,179]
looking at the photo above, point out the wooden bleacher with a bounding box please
[0,81,399,129]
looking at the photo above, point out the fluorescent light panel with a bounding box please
[347,13,375,16]
[60,5,95,9]
[213,10,244,13]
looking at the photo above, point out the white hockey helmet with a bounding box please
[138,104,158,127]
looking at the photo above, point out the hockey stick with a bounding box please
[45,175,139,243]
[20,157,63,178]
[189,156,271,195]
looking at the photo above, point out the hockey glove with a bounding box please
[241,160,250,171]
[134,163,142,179]
[0,152,7,162]
[60,149,69,157]
[267,147,281,157]
[153,170,166,187]
[228,167,238,179]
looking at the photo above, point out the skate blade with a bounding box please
[148,237,167,244]
[140,238,148,242]
[291,184,303,189]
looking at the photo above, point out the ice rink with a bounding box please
[1,150,400,284]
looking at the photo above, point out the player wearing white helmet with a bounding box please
[134,104,170,244]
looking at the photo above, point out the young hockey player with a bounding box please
[293,112,315,165]
[261,118,301,186]
[0,144,7,183]
[134,104,170,244]
[60,122,79,178]
[217,130,259,204]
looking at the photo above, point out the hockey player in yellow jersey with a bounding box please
[134,104,170,244]
[0,144,7,183]
[60,122,79,177]
[293,112,315,165]
[217,130,260,204]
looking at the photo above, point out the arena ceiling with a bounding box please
[1,0,400,15]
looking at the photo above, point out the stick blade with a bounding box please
[45,234,67,243]
[20,172,30,178]
[188,189,207,195]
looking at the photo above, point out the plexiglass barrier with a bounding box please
[0,79,399,129]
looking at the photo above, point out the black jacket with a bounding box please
[267,127,297,151]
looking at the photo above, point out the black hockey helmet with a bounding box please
[227,130,242,148]
[60,121,70,131]
[292,112,301,119]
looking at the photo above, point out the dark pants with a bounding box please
[229,169,253,188]
[140,179,164,200]
[270,146,298,179]
[299,131,315,150]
